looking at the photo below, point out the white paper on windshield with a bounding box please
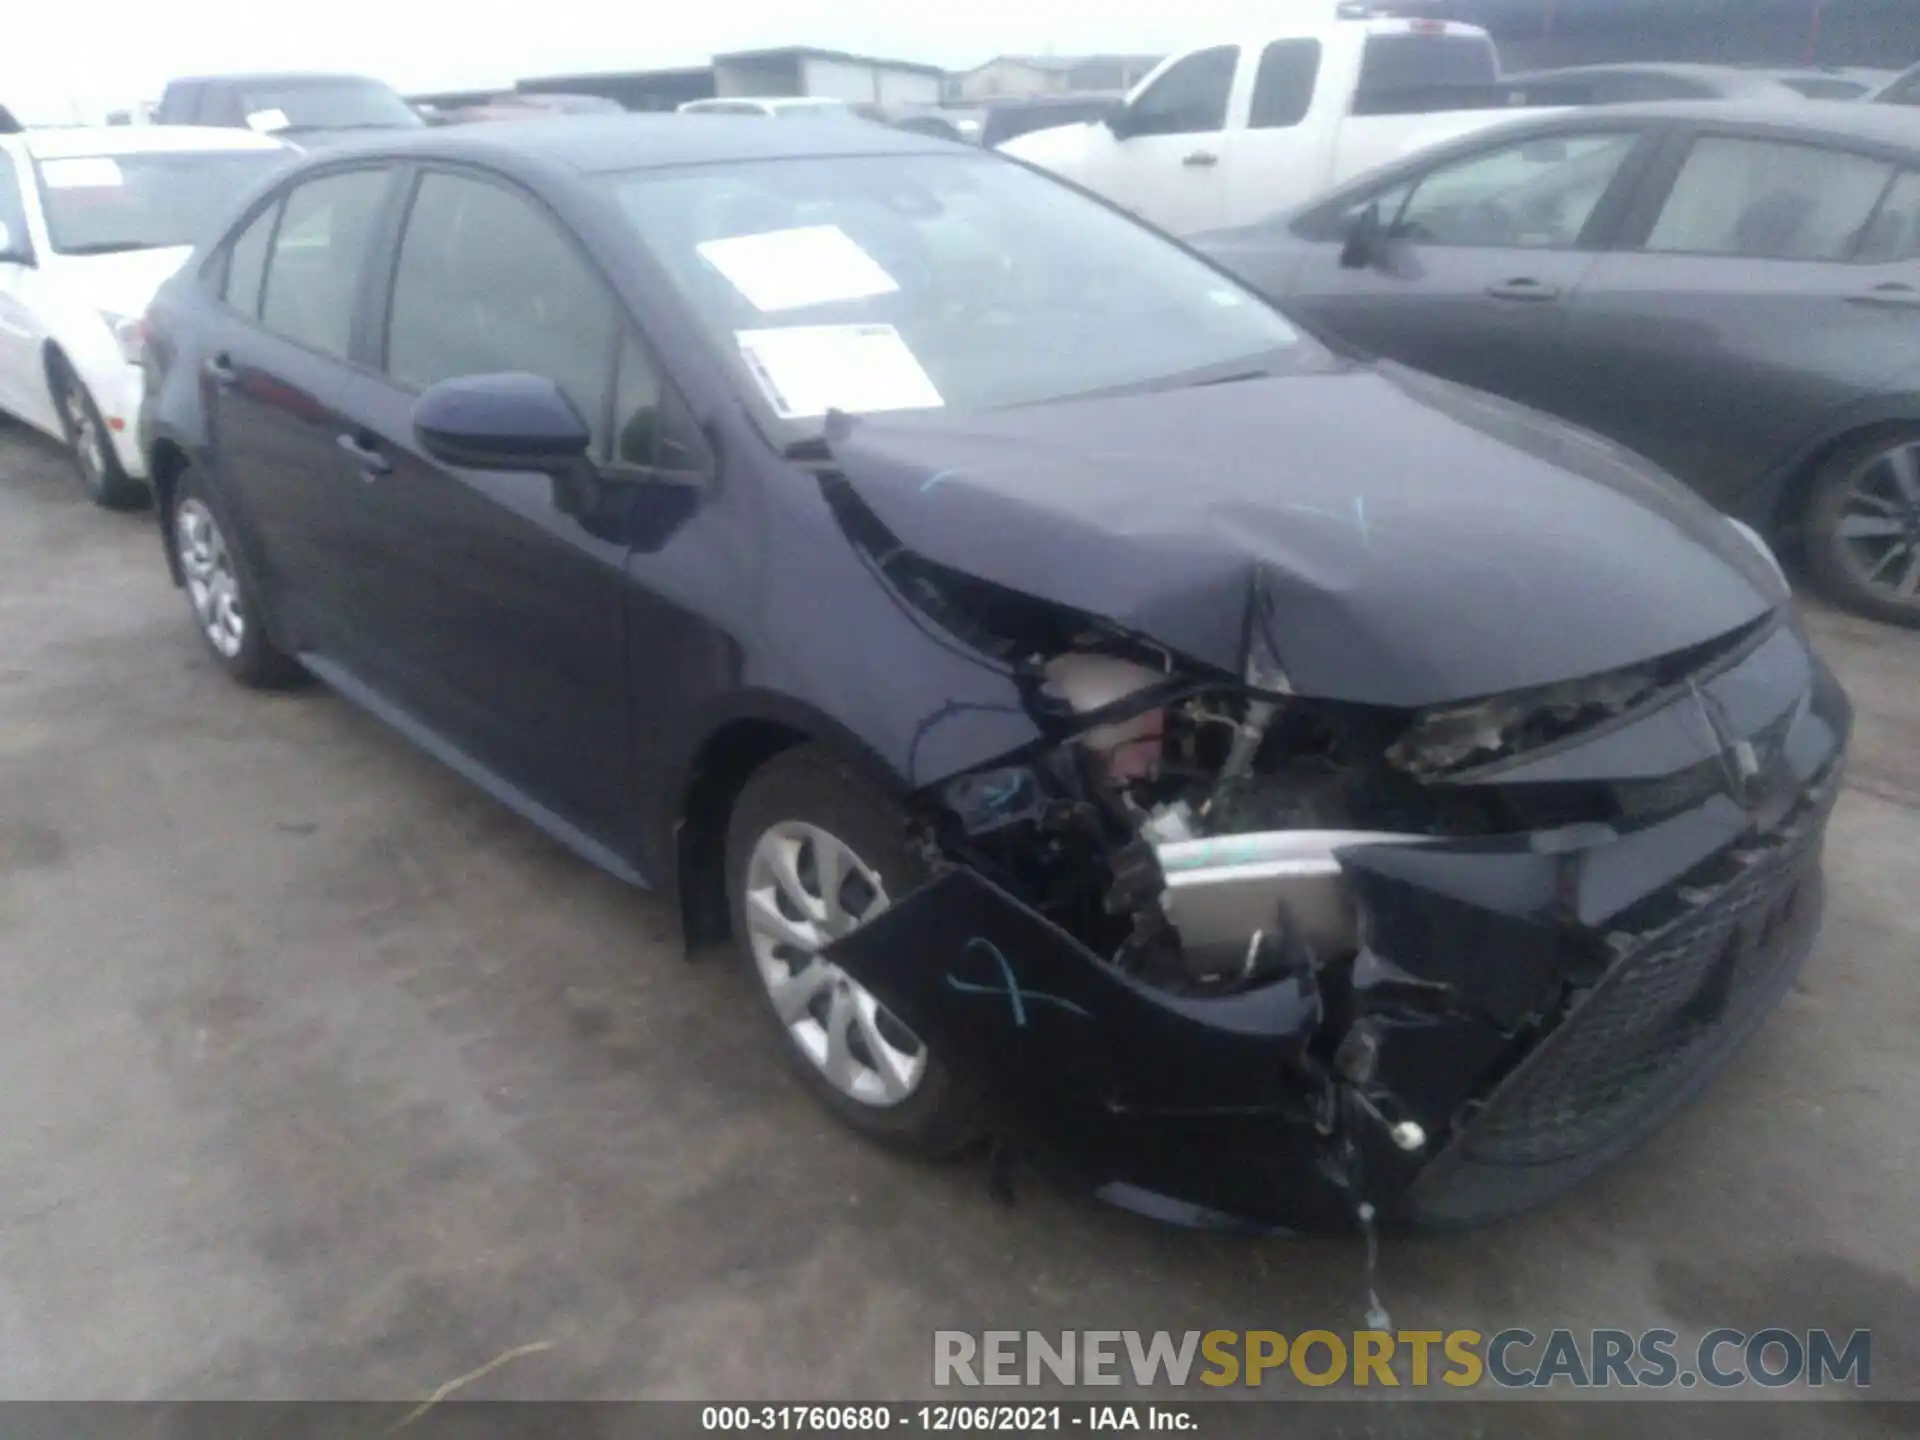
[245,108,290,133]
[734,324,943,420]
[40,157,124,189]
[698,225,899,313]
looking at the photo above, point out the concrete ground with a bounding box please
[0,417,1915,1429]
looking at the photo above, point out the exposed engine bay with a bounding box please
[802,395,1849,1233]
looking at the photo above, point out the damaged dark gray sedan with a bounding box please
[140,117,1851,1233]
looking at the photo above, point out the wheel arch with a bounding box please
[671,697,911,953]
[1762,400,1920,545]
[148,438,193,584]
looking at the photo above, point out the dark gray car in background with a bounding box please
[1195,102,1920,626]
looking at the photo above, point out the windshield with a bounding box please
[35,150,290,256]
[604,152,1301,424]
[237,79,422,132]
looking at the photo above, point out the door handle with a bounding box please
[204,354,238,386]
[1183,150,1219,168]
[336,432,392,478]
[1485,278,1561,301]
[1846,282,1920,309]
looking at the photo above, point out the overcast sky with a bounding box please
[2,0,1303,120]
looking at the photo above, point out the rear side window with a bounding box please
[258,168,390,358]
[1124,46,1237,137]
[1645,138,1895,261]
[1249,40,1321,130]
[223,202,278,317]
[385,171,619,453]
[1878,71,1920,106]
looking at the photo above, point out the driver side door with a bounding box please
[1093,46,1240,236]
[1283,124,1662,414]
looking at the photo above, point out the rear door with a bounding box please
[338,167,643,830]
[1282,123,1658,415]
[203,166,399,659]
[1557,128,1920,511]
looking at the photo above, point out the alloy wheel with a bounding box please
[61,383,105,492]
[743,820,928,1107]
[1835,440,1920,604]
[175,499,246,659]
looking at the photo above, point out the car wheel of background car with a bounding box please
[724,744,983,1156]
[171,467,303,687]
[1804,427,1920,627]
[53,363,145,511]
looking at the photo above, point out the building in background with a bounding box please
[510,46,943,113]
[952,54,1162,101]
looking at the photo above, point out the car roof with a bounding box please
[1509,62,1796,95]
[19,125,289,158]
[1451,99,1920,150]
[292,112,948,173]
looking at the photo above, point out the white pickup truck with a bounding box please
[1000,4,1559,237]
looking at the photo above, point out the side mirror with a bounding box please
[1340,201,1385,270]
[0,219,32,267]
[413,372,590,474]
[1105,105,1137,140]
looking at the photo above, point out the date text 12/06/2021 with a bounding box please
[702,1407,1196,1432]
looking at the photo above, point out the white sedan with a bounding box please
[0,126,291,507]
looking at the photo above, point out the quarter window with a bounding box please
[1645,138,1895,261]
[1249,41,1320,130]
[385,171,619,452]
[1856,171,1920,263]
[1388,132,1639,248]
[258,169,390,359]
[223,202,277,318]
[1124,46,1237,137]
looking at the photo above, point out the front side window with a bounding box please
[1855,170,1920,263]
[1124,46,1237,137]
[1645,137,1895,260]
[32,150,289,257]
[1389,131,1640,248]
[1249,40,1321,130]
[258,168,390,359]
[385,171,618,452]
[1877,71,1920,106]
[605,151,1303,425]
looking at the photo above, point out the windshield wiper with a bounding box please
[56,241,159,256]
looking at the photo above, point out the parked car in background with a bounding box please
[1753,66,1900,101]
[1196,102,1920,624]
[0,125,289,506]
[677,96,859,121]
[139,115,1847,1233]
[998,9,1558,237]
[435,93,626,124]
[1503,63,1812,106]
[872,106,984,144]
[154,73,424,149]
[1873,63,1920,107]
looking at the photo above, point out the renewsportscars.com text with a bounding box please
[933,1328,1871,1390]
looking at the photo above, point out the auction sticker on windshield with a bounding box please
[699,225,900,312]
[735,323,942,419]
[40,158,123,189]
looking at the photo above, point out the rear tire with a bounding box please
[725,745,983,1157]
[1803,428,1920,627]
[53,363,145,511]
[170,466,303,688]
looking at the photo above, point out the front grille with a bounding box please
[1459,807,1826,1169]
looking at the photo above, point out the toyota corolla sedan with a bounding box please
[139,118,1850,1232]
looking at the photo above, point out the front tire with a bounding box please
[1803,428,1920,627]
[725,745,983,1157]
[54,364,145,511]
[171,467,303,688]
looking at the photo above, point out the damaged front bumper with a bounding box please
[824,623,1851,1233]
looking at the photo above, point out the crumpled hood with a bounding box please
[824,362,1786,708]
